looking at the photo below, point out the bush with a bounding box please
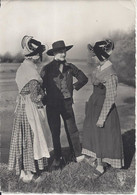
[0,52,14,63]
[0,52,49,63]
[12,52,24,63]
[110,29,135,87]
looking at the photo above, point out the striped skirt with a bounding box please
[8,102,48,175]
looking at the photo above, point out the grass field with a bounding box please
[0,62,135,193]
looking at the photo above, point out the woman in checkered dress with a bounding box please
[8,36,52,183]
[82,40,124,177]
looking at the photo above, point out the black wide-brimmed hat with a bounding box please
[87,39,114,61]
[47,40,73,56]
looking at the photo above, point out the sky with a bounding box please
[0,0,135,59]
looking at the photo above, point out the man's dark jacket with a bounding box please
[40,60,88,106]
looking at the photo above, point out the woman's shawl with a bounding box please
[16,59,42,93]
[91,62,117,85]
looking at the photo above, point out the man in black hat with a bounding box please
[40,40,88,169]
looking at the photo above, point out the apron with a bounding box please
[15,93,51,160]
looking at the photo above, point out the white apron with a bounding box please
[24,94,52,160]
[15,59,53,160]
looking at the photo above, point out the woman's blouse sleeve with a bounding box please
[28,80,44,104]
[98,74,118,123]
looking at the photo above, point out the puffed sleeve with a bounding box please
[28,79,44,107]
[98,74,118,123]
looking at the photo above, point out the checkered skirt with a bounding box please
[8,101,48,175]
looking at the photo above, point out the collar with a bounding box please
[54,59,66,64]
[98,60,112,71]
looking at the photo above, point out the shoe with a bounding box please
[22,172,34,183]
[85,157,97,168]
[22,175,32,183]
[19,170,26,181]
[93,167,105,179]
[76,155,85,163]
[50,158,62,171]
[52,159,61,166]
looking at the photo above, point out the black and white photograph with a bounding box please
[0,0,135,194]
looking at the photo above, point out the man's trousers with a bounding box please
[46,99,82,160]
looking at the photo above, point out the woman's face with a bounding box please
[32,54,40,63]
[93,56,100,65]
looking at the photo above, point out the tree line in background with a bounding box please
[110,29,135,87]
[0,52,24,63]
[0,52,49,63]
[0,29,135,87]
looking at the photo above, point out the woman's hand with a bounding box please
[37,101,44,109]
[93,80,100,85]
[94,79,106,86]
[37,94,42,101]
[96,119,104,128]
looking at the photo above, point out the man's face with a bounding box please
[54,49,66,61]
